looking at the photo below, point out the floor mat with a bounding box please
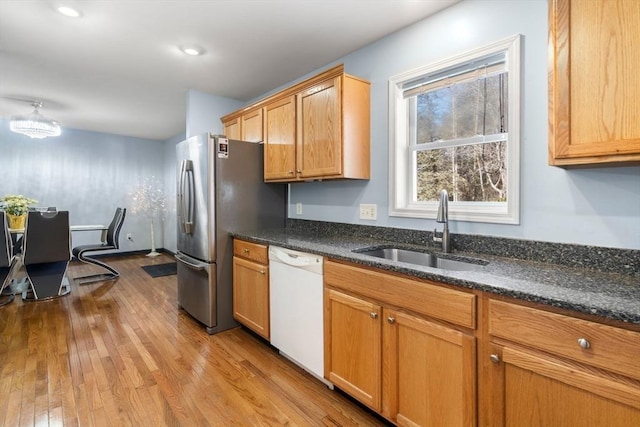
[141,262,177,278]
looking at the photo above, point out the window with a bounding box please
[389,35,521,224]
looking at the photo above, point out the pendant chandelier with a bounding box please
[10,101,61,139]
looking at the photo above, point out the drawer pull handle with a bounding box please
[490,354,500,364]
[577,338,591,349]
[387,317,395,324]
[370,312,378,319]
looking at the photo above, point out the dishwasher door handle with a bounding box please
[271,249,317,267]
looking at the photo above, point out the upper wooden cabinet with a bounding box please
[222,107,264,143]
[222,64,371,182]
[223,116,240,140]
[548,0,640,166]
[264,95,296,180]
[240,108,264,143]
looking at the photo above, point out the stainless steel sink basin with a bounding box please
[354,247,488,271]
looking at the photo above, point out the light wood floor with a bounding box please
[0,253,387,426]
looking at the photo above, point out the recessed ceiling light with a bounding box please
[180,46,204,56]
[57,6,82,18]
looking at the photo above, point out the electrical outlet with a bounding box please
[359,204,377,220]
[296,203,303,215]
[126,233,133,241]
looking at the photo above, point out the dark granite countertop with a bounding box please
[231,227,640,326]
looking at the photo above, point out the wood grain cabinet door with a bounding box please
[232,256,270,340]
[264,96,296,181]
[383,309,476,427]
[223,117,240,140]
[324,288,382,412]
[297,77,342,179]
[240,108,264,143]
[489,344,640,427]
[549,0,640,165]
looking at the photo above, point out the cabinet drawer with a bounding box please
[325,260,476,329]
[233,240,268,264]
[489,300,640,380]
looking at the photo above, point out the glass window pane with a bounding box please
[415,141,507,202]
[415,72,507,145]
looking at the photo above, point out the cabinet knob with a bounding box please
[243,248,249,253]
[259,270,266,275]
[490,354,500,364]
[577,338,591,349]
[296,170,302,174]
[288,170,294,175]
[370,312,378,319]
[387,317,395,324]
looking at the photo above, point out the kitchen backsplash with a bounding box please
[286,219,640,277]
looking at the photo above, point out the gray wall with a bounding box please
[268,0,639,250]
[162,90,243,254]
[0,119,166,251]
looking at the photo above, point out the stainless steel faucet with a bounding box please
[433,189,451,253]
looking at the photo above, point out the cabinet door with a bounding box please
[297,77,342,178]
[264,96,296,181]
[383,309,476,426]
[232,256,269,340]
[325,289,382,411]
[549,0,640,165]
[241,108,264,143]
[489,344,640,427]
[223,117,240,140]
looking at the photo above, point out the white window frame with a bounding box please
[388,34,521,224]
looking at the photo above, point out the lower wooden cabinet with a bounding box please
[384,309,476,426]
[325,289,382,410]
[232,240,270,339]
[324,260,477,426]
[484,299,640,427]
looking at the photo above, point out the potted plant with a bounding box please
[0,194,38,229]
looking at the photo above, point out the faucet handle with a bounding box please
[433,228,442,243]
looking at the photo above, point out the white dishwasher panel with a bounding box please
[269,246,330,386]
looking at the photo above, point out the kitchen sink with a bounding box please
[353,247,488,271]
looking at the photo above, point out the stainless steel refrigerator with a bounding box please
[175,133,286,334]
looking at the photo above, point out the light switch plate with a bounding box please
[359,204,377,220]
[296,203,303,215]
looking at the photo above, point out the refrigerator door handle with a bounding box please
[185,160,195,234]
[175,253,206,271]
[179,160,195,235]
[178,160,186,232]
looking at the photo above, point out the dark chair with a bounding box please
[22,210,72,301]
[72,207,126,284]
[0,211,18,306]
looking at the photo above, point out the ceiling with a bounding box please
[0,0,458,141]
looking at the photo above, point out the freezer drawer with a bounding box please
[176,253,216,333]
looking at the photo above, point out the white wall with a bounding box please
[162,132,184,254]
[0,119,166,251]
[283,0,640,250]
[186,89,243,138]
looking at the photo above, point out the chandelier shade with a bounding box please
[10,102,61,139]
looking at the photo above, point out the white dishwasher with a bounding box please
[269,246,331,387]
